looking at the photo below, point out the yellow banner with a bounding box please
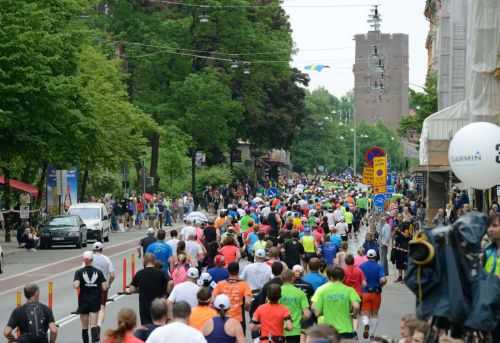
[373,185,387,194]
[373,156,387,187]
[362,166,373,185]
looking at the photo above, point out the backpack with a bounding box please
[22,303,47,341]
[171,263,188,285]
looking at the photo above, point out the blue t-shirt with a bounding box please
[330,234,342,248]
[322,242,338,266]
[359,260,385,292]
[303,272,328,291]
[246,232,259,255]
[146,241,172,272]
[208,267,230,283]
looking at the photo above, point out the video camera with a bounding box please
[405,212,500,342]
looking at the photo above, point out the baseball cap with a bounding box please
[213,294,231,310]
[92,242,103,251]
[147,228,155,235]
[82,251,93,260]
[367,249,377,258]
[187,267,199,279]
[292,265,304,273]
[214,255,225,266]
[197,272,213,286]
[255,249,267,259]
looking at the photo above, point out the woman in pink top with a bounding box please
[354,247,368,267]
[218,235,240,267]
[104,308,143,343]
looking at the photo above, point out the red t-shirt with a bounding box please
[219,245,239,266]
[253,303,291,337]
[343,265,365,295]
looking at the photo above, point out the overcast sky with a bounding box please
[284,0,428,97]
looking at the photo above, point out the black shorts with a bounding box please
[78,300,100,314]
[303,253,317,263]
[348,223,353,232]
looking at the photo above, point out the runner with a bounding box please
[145,229,173,274]
[133,299,168,341]
[103,308,142,343]
[303,257,328,291]
[168,267,201,309]
[137,228,156,259]
[189,287,217,331]
[239,249,272,293]
[4,283,58,343]
[74,251,107,343]
[91,242,115,328]
[279,270,310,343]
[312,266,360,340]
[127,253,170,325]
[359,249,388,339]
[202,294,246,343]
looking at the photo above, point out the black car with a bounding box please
[40,215,88,249]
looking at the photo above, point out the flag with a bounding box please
[304,64,331,72]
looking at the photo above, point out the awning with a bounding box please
[0,176,40,198]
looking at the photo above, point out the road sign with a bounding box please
[373,185,386,194]
[373,194,385,212]
[386,185,394,193]
[362,166,373,185]
[373,156,387,187]
[266,187,279,198]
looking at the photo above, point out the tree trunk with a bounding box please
[3,167,11,242]
[150,132,160,192]
[134,160,142,189]
[191,150,197,208]
[35,162,48,210]
[80,169,89,202]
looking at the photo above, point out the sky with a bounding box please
[284,0,428,97]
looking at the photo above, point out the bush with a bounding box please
[196,165,232,193]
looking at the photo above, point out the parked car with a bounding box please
[40,215,88,249]
[68,203,110,242]
[0,244,4,273]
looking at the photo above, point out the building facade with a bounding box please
[353,30,409,129]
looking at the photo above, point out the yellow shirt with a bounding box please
[302,235,316,253]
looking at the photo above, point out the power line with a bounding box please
[156,0,373,9]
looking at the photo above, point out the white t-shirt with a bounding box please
[146,321,206,343]
[167,238,180,255]
[92,253,114,281]
[335,222,348,236]
[240,262,272,291]
[325,212,335,227]
[181,226,197,240]
[333,209,344,223]
[186,240,203,265]
[167,281,200,309]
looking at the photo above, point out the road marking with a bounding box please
[0,243,139,297]
[56,293,126,328]
[0,234,141,283]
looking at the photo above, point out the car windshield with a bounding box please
[69,208,100,220]
[48,217,78,226]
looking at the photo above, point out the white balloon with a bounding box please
[448,122,500,189]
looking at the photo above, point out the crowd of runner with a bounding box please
[4,175,500,343]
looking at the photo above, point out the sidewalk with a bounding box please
[0,231,22,257]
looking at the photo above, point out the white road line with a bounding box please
[0,244,139,297]
[0,235,141,283]
[56,294,127,328]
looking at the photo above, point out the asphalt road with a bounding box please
[0,226,415,342]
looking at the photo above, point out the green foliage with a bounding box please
[159,124,191,189]
[86,170,122,198]
[196,165,233,193]
[399,72,438,136]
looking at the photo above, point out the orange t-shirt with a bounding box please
[219,245,239,266]
[253,303,291,337]
[189,305,217,331]
[213,278,252,322]
[214,217,226,229]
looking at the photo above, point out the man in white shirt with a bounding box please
[325,208,335,228]
[180,219,197,241]
[335,218,348,238]
[333,206,344,224]
[240,249,272,292]
[167,229,180,255]
[91,242,115,328]
[167,267,200,309]
[185,235,205,268]
[147,301,206,343]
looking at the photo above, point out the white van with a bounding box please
[68,203,110,242]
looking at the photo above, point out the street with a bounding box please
[0,227,414,342]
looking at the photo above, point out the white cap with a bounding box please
[213,294,231,310]
[255,249,267,259]
[82,251,93,260]
[367,249,377,258]
[197,272,212,286]
[92,242,103,251]
[147,228,155,235]
[187,267,199,279]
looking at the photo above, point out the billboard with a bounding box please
[47,166,78,215]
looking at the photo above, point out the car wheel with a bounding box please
[97,230,103,242]
[104,229,109,242]
[82,238,87,247]
[40,240,47,250]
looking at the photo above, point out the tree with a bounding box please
[170,69,243,204]
[399,72,438,136]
